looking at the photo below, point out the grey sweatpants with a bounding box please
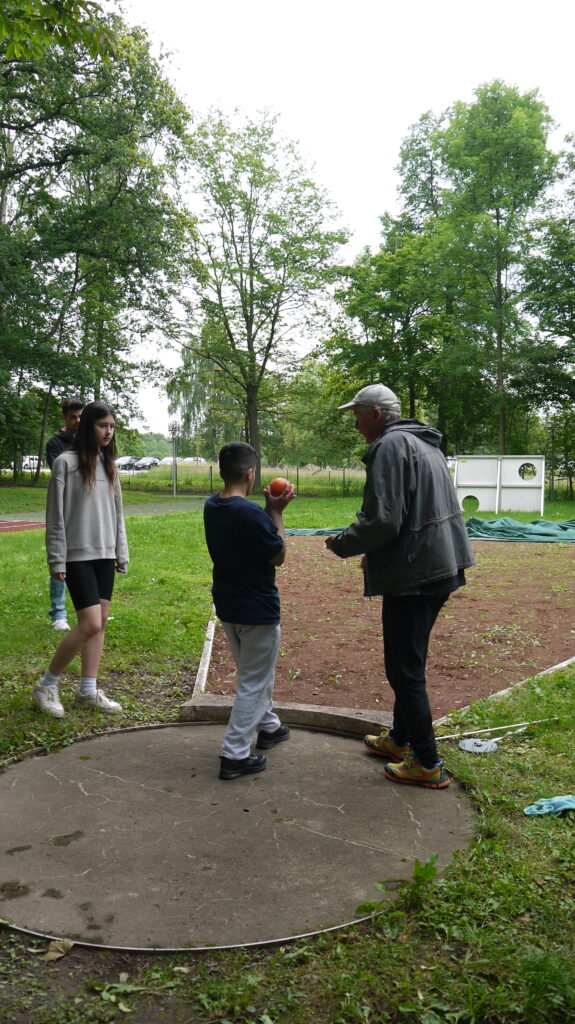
[220,621,282,760]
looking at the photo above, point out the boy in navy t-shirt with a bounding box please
[204,442,296,779]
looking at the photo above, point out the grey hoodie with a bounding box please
[46,452,129,574]
[330,419,475,595]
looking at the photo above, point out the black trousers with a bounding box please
[382,593,449,767]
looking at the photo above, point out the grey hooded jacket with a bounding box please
[330,420,475,595]
[46,452,129,574]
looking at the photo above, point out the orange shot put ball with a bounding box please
[269,477,290,496]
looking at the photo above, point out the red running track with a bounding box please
[0,520,44,533]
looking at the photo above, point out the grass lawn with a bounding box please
[1,501,574,1022]
[3,482,575,523]
[0,512,214,759]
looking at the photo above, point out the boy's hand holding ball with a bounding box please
[265,477,296,510]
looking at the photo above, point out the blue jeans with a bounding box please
[49,576,67,622]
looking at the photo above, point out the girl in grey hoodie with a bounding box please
[32,402,129,718]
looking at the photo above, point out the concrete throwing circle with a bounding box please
[0,724,474,949]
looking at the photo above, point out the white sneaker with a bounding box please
[32,683,65,718]
[52,619,70,631]
[74,689,122,713]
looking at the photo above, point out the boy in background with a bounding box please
[203,442,295,779]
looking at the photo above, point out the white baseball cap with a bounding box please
[338,384,401,412]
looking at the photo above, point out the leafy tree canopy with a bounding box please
[325,80,568,455]
[0,0,115,61]
[172,109,347,484]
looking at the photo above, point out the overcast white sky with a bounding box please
[121,0,575,433]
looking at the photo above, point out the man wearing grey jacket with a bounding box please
[325,384,475,789]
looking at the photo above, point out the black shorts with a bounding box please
[65,560,115,611]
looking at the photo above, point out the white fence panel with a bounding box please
[454,456,545,515]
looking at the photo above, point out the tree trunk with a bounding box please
[565,428,573,499]
[495,219,506,454]
[245,385,261,488]
[94,309,104,400]
[437,406,448,454]
[438,286,454,453]
[0,129,12,225]
[34,387,54,485]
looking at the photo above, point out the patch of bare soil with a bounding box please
[207,538,575,719]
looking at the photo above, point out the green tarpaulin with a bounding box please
[465,517,575,542]
[285,528,342,535]
[286,519,575,542]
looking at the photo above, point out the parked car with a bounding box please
[115,456,140,470]
[134,456,160,470]
[22,455,41,470]
[181,456,207,464]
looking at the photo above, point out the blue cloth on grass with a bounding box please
[523,796,575,817]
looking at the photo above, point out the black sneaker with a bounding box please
[256,724,290,750]
[219,754,266,780]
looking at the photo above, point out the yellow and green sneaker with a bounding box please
[363,728,411,763]
[384,755,450,789]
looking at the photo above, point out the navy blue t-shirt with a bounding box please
[203,494,284,624]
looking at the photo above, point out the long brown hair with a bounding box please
[72,401,118,490]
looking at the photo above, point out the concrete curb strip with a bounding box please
[180,692,391,736]
[192,610,217,698]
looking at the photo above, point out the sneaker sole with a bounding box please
[219,761,267,780]
[362,738,406,762]
[383,765,450,789]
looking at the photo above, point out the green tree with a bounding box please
[331,217,447,416]
[0,17,191,474]
[395,116,492,449]
[0,0,115,61]
[280,357,360,467]
[523,137,575,353]
[397,111,445,226]
[327,82,560,455]
[168,346,246,461]
[552,410,575,499]
[141,432,169,459]
[115,423,145,459]
[440,80,557,451]
[327,216,491,453]
[176,110,347,486]
[1,44,107,200]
